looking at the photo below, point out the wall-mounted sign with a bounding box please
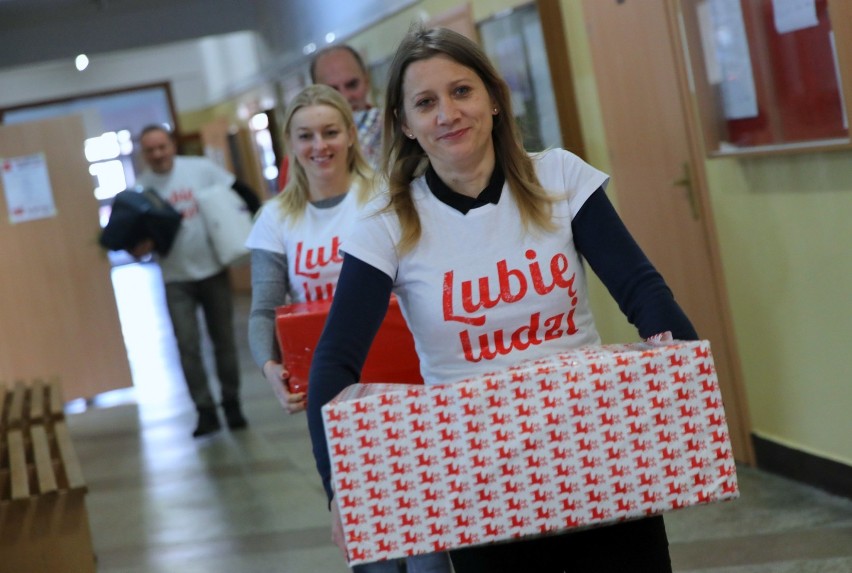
[1,152,57,223]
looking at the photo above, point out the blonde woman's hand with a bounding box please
[262,360,306,414]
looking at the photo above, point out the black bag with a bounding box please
[99,188,182,256]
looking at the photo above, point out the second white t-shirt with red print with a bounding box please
[343,149,610,386]
[245,188,364,304]
[137,156,235,283]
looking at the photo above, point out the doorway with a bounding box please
[581,0,754,463]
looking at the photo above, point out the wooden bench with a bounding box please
[0,379,96,573]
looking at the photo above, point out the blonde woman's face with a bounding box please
[289,104,354,189]
[400,55,496,173]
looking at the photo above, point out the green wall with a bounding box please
[559,2,852,465]
[706,154,852,463]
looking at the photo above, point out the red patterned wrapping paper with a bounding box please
[322,340,739,565]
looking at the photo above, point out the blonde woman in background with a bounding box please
[247,84,372,415]
[246,84,452,573]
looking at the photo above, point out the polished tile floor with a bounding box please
[64,262,852,572]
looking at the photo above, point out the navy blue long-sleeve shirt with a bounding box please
[307,186,697,500]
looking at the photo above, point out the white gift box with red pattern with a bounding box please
[322,340,739,565]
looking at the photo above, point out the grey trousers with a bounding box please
[353,551,453,573]
[164,270,241,410]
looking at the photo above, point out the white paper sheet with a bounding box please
[772,0,819,34]
[1,153,58,223]
[710,0,759,120]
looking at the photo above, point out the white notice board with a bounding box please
[1,152,58,223]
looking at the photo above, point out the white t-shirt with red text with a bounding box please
[245,188,365,303]
[137,156,235,283]
[343,149,609,386]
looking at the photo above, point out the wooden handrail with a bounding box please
[8,429,29,500]
[48,378,64,418]
[0,378,94,573]
[0,384,7,427]
[29,378,45,423]
[2,379,81,499]
[8,381,25,428]
[53,420,86,491]
[31,425,58,494]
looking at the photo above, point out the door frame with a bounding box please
[664,0,755,464]
[580,0,755,465]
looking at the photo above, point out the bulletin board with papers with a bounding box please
[678,0,852,155]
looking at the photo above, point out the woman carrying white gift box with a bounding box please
[307,24,699,573]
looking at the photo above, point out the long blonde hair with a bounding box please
[277,84,374,222]
[381,24,555,254]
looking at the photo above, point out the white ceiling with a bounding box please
[0,0,418,73]
[0,0,257,72]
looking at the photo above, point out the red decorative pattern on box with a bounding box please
[322,341,739,565]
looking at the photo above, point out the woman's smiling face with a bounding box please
[289,103,354,187]
[401,54,497,173]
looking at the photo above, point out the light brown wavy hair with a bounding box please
[381,24,555,254]
[276,84,373,223]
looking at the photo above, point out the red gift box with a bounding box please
[322,340,739,565]
[275,296,423,393]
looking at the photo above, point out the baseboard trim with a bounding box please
[752,434,852,500]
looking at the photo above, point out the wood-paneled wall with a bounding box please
[0,115,132,400]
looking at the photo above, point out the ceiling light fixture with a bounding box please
[75,54,89,71]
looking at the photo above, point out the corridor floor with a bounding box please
[64,262,852,572]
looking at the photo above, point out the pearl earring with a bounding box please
[493,107,499,115]
[406,132,415,139]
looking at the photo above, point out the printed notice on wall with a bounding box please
[1,153,57,224]
[772,0,818,34]
[709,0,759,120]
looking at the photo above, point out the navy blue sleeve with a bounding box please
[306,254,394,501]
[573,188,698,341]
